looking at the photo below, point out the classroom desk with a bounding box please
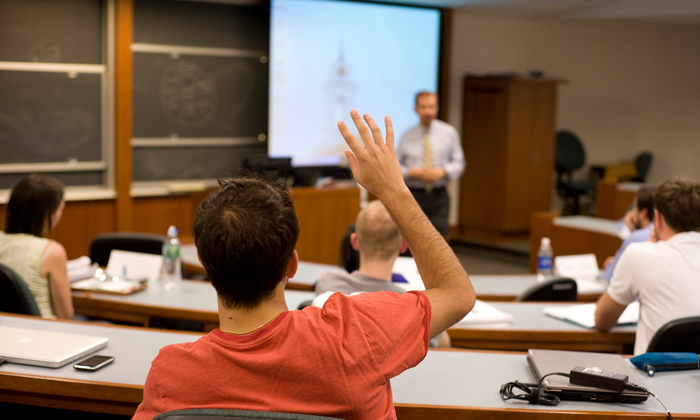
[447,302,636,353]
[530,212,623,272]
[2,314,698,419]
[183,245,605,301]
[72,281,315,332]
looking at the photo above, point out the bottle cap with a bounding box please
[541,237,550,246]
[167,225,178,237]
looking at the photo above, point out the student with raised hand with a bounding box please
[0,174,73,319]
[338,109,476,341]
[134,110,475,420]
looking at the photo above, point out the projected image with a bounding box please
[269,0,440,167]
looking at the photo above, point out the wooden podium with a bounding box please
[459,76,558,235]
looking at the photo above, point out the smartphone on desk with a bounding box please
[74,355,115,371]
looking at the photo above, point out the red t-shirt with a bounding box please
[133,290,430,420]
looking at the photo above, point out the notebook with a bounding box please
[527,349,648,403]
[0,326,108,368]
[543,301,639,329]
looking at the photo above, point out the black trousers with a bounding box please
[409,186,449,239]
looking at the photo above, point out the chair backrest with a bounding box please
[646,316,700,353]
[516,277,578,302]
[90,232,168,266]
[154,409,345,420]
[338,224,359,273]
[634,152,653,182]
[555,131,586,174]
[0,262,42,316]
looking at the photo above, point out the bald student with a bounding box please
[316,200,451,348]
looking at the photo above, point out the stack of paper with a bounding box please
[67,256,97,282]
[455,300,513,326]
[543,301,640,329]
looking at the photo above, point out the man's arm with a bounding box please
[594,291,628,331]
[338,110,475,338]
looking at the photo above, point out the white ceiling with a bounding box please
[382,0,700,23]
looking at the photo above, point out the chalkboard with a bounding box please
[0,0,101,64]
[132,0,270,184]
[133,145,266,182]
[0,71,102,164]
[134,0,269,51]
[133,54,268,138]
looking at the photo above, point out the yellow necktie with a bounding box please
[423,131,434,192]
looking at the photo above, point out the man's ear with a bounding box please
[197,250,203,266]
[399,238,408,254]
[350,233,360,251]
[285,250,299,279]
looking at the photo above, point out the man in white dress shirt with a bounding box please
[595,178,700,354]
[397,92,465,238]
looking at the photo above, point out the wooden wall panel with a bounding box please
[132,196,197,239]
[115,0,134,231]
[1,201,116,261]
[291,186,360,265]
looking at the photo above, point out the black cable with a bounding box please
[500,372,570,406]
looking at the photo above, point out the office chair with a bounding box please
[90,232,168,267]
[555,131,597,215]
[0,262,42,316]
[515,277,578,302]
[154,409,345,420]
[646,316,700,353]
[632,152,653,182]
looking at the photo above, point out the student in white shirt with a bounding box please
[595,178,700,354]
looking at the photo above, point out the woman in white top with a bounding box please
[0,174,73,319]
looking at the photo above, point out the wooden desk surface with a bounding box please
[1,314,698,419]
[447,302,635,354]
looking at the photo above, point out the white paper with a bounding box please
[555,254,600,282]
[543,301,640,329]
[105,250,164,283]
[455,300,513,325]
[66,256,96,282]
[391,256,425,291]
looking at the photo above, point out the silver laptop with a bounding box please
[0,326,108,368]
[527,349,648,403]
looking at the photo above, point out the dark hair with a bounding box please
[636,186,656,222]
[5,174,64,237]
[654,178,700,233]
[194,172,300,309]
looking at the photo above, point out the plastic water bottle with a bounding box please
[537,237,553,281]
[162,225,182,289]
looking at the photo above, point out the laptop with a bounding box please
[527,349,648,403]
[0,326,108,368]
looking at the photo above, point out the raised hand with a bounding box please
[337,110,408,200]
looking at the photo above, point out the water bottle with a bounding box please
[536,237,553,281]
[162,225,182,289]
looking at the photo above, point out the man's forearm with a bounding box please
[380,186,471,295]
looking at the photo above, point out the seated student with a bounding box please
[599,186,656,282]
[316,200,451,348]
[0,174,73,320]
[595,178,700,355]
[133,111,476,420]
